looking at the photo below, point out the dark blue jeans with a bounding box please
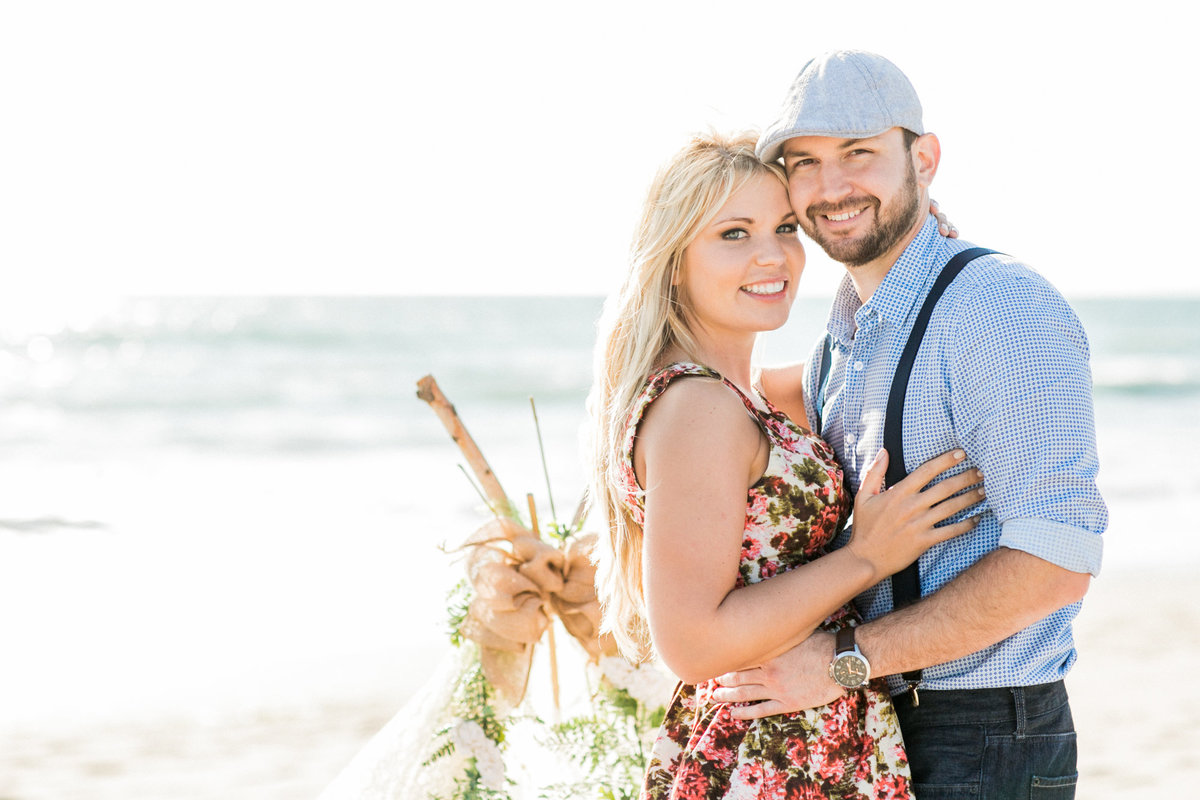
[892,680,1077,799]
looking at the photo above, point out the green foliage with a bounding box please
[536,684,658,800]
[430,760,511,800]
[543,520,576,544]
[423,736,457,768]
[424,647,514,800]
[446,579,473,648]
[454,656,507,747]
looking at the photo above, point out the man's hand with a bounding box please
[711,630,842,720]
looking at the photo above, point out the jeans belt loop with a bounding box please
[1012,686,1027,738]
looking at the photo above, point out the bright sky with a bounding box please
[2,1,1194,299]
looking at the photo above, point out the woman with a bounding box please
[588,132,982,799]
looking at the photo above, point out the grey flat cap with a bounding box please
[757,50,924,163]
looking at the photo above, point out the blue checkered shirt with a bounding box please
[804,215,1107,694]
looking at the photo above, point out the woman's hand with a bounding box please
[845,449,983,580]
[930,199,958,238]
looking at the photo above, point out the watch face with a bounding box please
[831,654,869,688]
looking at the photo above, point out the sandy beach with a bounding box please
[2,565,1193,800]
[1,295,1193,799]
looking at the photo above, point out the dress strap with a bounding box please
[626,363,771,467]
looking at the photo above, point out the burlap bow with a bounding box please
[458,517,612,708]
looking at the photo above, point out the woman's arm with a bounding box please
[636,378,983,684]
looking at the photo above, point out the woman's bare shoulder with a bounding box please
[640,374,755,440]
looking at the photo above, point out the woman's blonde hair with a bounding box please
[587,132,787,662]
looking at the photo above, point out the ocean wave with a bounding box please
[0,517,108,535]
[1093,380,1200,397]
[1091,356,1200,396]
[0,296,1193,456]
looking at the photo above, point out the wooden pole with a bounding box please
[416,375,512,517]
[526,492,561,712]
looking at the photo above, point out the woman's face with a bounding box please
[677,173,804,342]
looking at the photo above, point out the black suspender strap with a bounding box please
[814,333,832,431]
[883,246,997,699]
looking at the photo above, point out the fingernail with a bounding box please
[977,487,986,496]
[954,450,965,459]
[975,469,983,479]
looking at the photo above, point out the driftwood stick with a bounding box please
[416,375,512,516]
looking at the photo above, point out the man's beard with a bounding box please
[799,163,923,267]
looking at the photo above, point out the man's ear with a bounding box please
[913,132,941,188]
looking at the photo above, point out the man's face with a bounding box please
[782,128,924,268]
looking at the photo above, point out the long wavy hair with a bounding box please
[586,132,788,662]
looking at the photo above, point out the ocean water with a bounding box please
[0,295,1196,730]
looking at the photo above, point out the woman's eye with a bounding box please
[777,223,798,235]
[722,229,749,240]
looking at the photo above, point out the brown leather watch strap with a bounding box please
[835,625,856,655]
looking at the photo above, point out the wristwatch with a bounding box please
[828,626,871,690]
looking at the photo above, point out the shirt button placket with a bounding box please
[845,317,878,481]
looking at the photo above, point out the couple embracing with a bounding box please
[589,50,1106,799]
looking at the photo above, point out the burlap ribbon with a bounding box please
[457,517,613,708]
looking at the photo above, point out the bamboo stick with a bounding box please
[546,619,561,715]
[526,493,540,536]
[569,493,589,532]
[416,375,512,516]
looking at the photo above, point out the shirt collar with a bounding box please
[826,274,860,347]
[824,215,947,344]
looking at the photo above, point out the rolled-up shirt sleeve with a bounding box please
[947,269,1107,576]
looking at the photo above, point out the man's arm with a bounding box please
[712,547,1089,718]
[858,547,1089,677]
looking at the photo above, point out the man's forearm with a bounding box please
[856,546,1091,678]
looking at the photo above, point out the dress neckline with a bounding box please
[653,361,811,434]
[653,360,768,408]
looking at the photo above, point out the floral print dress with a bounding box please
[622,363,913,800]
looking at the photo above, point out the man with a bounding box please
[712,51,1106,797]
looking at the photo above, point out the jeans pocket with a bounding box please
[912,785,979,799]
[1031,772,1078,799]
[975,730,1076,799]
